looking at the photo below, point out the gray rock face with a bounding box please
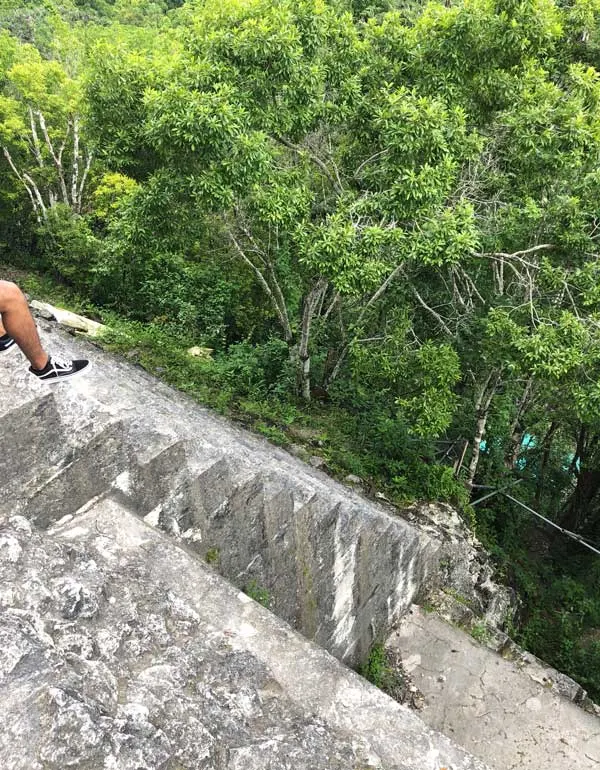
[0,323,543,770]
[29,300,107,336]
[1,327,448,668]
[0,501,490,770]
[401,502,515,629]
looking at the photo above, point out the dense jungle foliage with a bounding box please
[2,0,600,698]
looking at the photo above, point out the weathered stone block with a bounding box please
[0,500,493,770]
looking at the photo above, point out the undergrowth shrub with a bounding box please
[36,205,101,292]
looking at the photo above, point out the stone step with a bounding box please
[147,454,251,537]
[133,435,189,494]
[90,425,440,673]
[8,419,131,528]
[0,498,490,770]
[389,605,600,770]
[121,434,193,516]
[2,323,536,767]
[292,497,432,666]
[147,459,436,669]
[0,392,67,494]
[0,381,133,518]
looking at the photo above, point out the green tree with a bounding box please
[0,31,92,224]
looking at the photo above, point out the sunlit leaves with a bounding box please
[92,171,139,219]
[396,341,461,438]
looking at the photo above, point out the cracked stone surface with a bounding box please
[390,606,600,770]
[0,501,491,770]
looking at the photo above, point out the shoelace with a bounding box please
[50,357,72,371]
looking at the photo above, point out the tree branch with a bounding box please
[36,109,69,205]
[274,135,344,196]
[322,289,340,321]
[325,261,408,387]
[2,146,43,223]
[354,148,389,179]
[28,107,44,168]
[23,171,48,220]
[71,117,79,210]
[466,368,501,488]
[77,151,93,213]
[228,230,293,343]
[479,244,554,260]
[410,284,454,336]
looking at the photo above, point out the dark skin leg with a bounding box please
[0,281,48,369]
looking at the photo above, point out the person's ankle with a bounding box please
[31,354,50,372]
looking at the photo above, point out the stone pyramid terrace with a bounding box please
[0,319,598,770]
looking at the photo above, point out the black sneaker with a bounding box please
[0,334,15,352]
[30,356,90,382]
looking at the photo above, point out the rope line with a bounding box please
[472,484,600,558]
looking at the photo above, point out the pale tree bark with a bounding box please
[36,109,70,206]
[2,147,43,223]
[297,277,328,400]
[77,151,93,214]
[228,220,334,400]
[28,107,44,169]
[2,109,92,221]
[72,117,81,210]
[466,369,501,489]
[23,171,48,219]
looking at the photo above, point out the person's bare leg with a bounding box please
[0,318,6,336]
[0,281,48,369]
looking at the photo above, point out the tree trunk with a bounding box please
[3,110,90,220]
[559,432,600,534]
[533,420,558,507]
[228,230,294,347]
[466,369,500,489]
[559,467,600,534]
[296,278,328,401]
[504,376,534,468]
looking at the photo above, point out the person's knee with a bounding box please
[0,281,25,311]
